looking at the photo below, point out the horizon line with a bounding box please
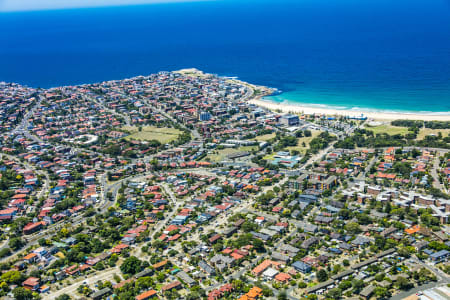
[0,0,215,13]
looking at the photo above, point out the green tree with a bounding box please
[327,288,342,299]
[398,247,411,258]
[0,248,11,258]
[344,222,361,234]
[396,276,413,290]
[120,256,142,275]
[351,279,364,294]
[252,238,265,252]
[152,240,166,250]
[241,221,256,232]
[317,269,328,282]
[0,281,10,292]
[375,273,385,282]
[8,237,25,251]
[1,270,23,284]
[12,287,33,300]
[374,287,391,299]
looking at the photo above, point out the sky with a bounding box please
[0,0,211,12]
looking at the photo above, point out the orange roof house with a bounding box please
[275,272,291,283]
[252,260,280,276]
[385,147,395,155]
[153,259,169,270]
[247,286,263,299]
[111,243,129,253]
[161,280,181,292]
[22,277,40,290]
[136,290,157,300]
[405,225,421,235]
[23,253,38,263]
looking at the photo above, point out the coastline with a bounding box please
[176,69,450,122]
[11,65,448,123]
[249,98,450,121]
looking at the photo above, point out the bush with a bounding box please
[0,248,11,258]
[8,237,25,251]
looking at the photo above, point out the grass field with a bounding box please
[366,124,411,136]
[416,128,450,140]
[262,130,321,159]
[122,125,182,143]
[263,153,276,160]
[254,133,276,142]
[285,130,321,154]
[367,124,450,140]
[205,146,258,162]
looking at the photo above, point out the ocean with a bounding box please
[1,0,450,113]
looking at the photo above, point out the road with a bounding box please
[11,95,42,137]
[47,267,120,299]
[0,126,190,261]
[431,151,447,193]
[45,174,183,298]
[4,84,396,299]
[389,282,442,300]
[356,154,378,181]
[0,154,51,254]
[1,153,51,200]
[202,140,332,299]
[83,95,131,127]
[389,255,450,300]
[137,95,201,140]
[150,183,182,239]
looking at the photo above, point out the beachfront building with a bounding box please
[280,114,300,126]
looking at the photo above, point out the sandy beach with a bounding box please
[177,68,450,122]
[249,99,450,121]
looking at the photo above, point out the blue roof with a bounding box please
[430,249,449,258]
[423,249,434,255]
[292,261,311,270]
[325,205,341,213]
[329,248,342,254]
[298,194,317,202]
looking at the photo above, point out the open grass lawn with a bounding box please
[416,128,450,140]
[366,124,411,136]
[205,146,258,162]
[254,133,276,142]
[263,153,276,160]
[367,124,449,140]
[122,125,182,143]
[285,130,321,154]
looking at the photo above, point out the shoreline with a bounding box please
[176,69,450,122]
[249,98,450,121]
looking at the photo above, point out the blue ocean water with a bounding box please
[1,0,450,113]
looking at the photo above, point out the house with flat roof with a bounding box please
[292,261,311,274]
[280,114,299,126]
[429,249,449,263]
[92,288,112,300]
[359,285,375,300]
